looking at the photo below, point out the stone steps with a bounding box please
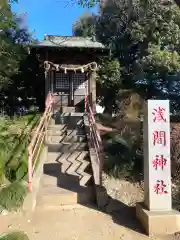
[35,203,90,211]
[48,151,92,186]
[37,149,94,207]
[48,124,84,132]
[47,123,85,145]
[76,151,92,187]
[66,151,92,187]
[47,128,85,136]
[47,135,86,144]
[48,124,67,131]
[36,186,94,207]
[60,151,81,174]
[50,113,84,126]
[47,142,88,152]
[35,113,95,209]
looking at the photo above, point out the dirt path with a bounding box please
[0,205,172,240]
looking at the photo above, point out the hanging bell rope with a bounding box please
[44,61,98,73]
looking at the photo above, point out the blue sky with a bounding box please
[12,0,97,40]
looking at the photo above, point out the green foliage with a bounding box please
[98,58,121,86]
[0,0,15,30]
[0,160,6,185]
[0,0,32,100]
[0,181,27,211]
[97,58,121,113]
[0,114,40,211]
[77,0,100,8]
[0,114,40,185]
[73,13,97,37]
[0,232,29,240]
[0,0,43,213]
[97,0,180,75]
[140,45,180,73]
[77,0,180,11]
[15,158,28,181]
[74,0,180,114]
[102,129,143,181]
[97,113,143,180]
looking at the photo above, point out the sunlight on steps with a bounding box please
[35,113,95,210]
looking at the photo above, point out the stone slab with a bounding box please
[144,100,171,211]
[136,202,180,236]
[36,186,94,207]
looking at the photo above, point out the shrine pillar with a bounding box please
[88,69,96,113]
[136,100,180,236]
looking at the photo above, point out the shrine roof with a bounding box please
[32,35,107,50]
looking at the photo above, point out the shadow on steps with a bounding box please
[42,162,146,236]
[52,113,84,130]
[43,162,95,205]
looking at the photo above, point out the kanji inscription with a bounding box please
[154,180,168,195]
[143,100,171,211]
[152,155,167,170]
[153,130,166,146]
[152,106,166,122]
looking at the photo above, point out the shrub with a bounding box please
[102,129,143,181]
[171,123,180,183]
[0,232,29,240]
[0,181,27,211]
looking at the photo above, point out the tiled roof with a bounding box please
[32,36,106,49]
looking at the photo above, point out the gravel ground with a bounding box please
[0,173,175,240]
[0,205,167,240]
[102,173,180,240]
[102,173,144,207]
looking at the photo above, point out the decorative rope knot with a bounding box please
[43,61,98,73]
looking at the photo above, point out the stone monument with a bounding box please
[136,100,180,236]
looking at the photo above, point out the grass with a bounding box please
[0,113,40,183]
[0,232,29,240]
[0,182,27,211]
[0,113,40,211]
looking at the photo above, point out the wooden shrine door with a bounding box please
[54,71,87,109]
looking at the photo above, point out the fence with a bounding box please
[27,93,54,192]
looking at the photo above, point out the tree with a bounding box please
[73,12,97,37]
[77,0,180,11]
[97,58,121,114]
[74,0,180,114]
[73,12,123,114]
[77,0,100,8]
[0,0,33,113]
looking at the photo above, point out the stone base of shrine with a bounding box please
[136,202,180,236]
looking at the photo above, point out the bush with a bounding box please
[0,114,40,185]
[171,123,180,183]
[102,129,143,181]
[0,232,29,240]
[0,181,27,211]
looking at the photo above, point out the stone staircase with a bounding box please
[36,113,95,209]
